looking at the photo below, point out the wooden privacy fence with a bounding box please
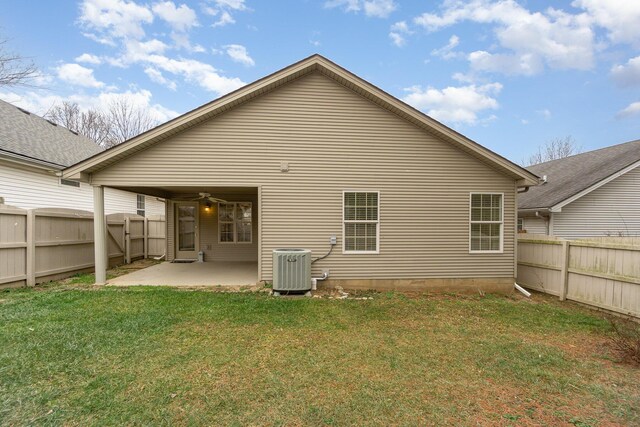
[517,234,640,318]
[0,205,165,288]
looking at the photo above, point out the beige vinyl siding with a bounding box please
[521,216,548,235]
[551,166,640,239]
[92,71,516,280]
[0,162,164,215]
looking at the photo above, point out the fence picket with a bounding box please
[0,206,165,288]
[518,235,639,318]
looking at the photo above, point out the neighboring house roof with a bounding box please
[64,54,539,186]
[519,139,640,211]
[0,99,102,168]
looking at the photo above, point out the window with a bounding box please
[470,193,503,252]
[136,194,145,217]
[60,178,80,188]
[517,218,524,232]
[343,191,379,253]
[218,202,252,243]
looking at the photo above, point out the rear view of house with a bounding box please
[64,55,538,292]
[519,139,640,239]
[0,99,164,216]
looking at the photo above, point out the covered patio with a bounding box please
[108,261,259,287]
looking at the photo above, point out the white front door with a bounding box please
[175,202,199,260]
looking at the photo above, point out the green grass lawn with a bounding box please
[1,277,638,426]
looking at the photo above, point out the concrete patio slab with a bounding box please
[108,261,259,287]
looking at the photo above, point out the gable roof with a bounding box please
[519,139,640,210]
[63,54,538,186]
[0,99,102,168]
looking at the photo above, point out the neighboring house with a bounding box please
[64,55,539,291]
[0,99,164,216]
[518,139,640,239]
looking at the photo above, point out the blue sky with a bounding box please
[1,0,639,163]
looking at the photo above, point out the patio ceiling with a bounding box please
[106,186,258,199]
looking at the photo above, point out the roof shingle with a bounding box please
[519,139,640,209]
[0,99,102,168]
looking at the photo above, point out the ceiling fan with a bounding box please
[174,192,227,203]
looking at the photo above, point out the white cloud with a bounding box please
[0,88,179,124]
[79,0,154,41]
[211,0,247,11]
[144,67,177,90]
[536,109,552,119]
[389,32,405,47]
[389,21,411,47]
[468,51,543,76]
[616,101,640,118]
[431,35,462,60]
[152,1,198,32]
[170,32,206,52]
[573,0,640,45]
[75,53,102,65]
[56,63,105,88]
[134,52,245,95]
[224,44,255,66]
[204,0,247,27]
[363,0,396,18]
[325,0,397,18]
[211,11,235,27]
[402,82,503,125]
[611,56,640,87]
[414,0,595,75]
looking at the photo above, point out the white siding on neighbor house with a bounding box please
[552,165,640,239]
[0,162,165,215]
[92,71,518,281]
[520,216,548,235]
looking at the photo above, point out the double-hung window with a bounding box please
[218,202,252,243]
[470,193,503,252]
[136,194,145,217]
[343,191,379,253]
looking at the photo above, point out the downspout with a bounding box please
[311,272,329,291]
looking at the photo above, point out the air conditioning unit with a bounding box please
[272,248,312,294]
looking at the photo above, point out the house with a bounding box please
[0,99,164,216]
[518,139,640,239]
[64,55,539,291]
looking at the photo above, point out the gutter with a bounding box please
[0,149,64,171]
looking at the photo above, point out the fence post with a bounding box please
[26,210,35,287]
[144,217,148,259]
[125,216,131,264]
[559,240,570,301]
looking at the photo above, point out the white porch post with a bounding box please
[93,185,107,284]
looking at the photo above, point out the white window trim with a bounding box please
[469,192,504,254]
[218,202,253,244]
[136,194,146,217]
[342,190,380,254]
[517,217,524,232]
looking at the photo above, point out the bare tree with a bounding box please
[0,37,38,87]
[46,102,113,147]
[45,98,158,148]
[524,136,581,166]
[106,98,157,146]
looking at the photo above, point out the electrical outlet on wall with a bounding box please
[329,235,337,245]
